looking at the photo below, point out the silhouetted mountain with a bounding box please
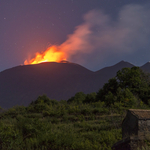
[95,60,134,82]
[0,61,142,109]
[140,62,150,73]
[0,62,94,108]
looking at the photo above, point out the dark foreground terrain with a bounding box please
[0,60,137,108]
[0,66,150,149]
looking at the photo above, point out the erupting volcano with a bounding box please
[24,46,67,65]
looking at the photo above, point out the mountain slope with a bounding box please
[96,60,134,76]
[0,61,140,109]
[94,61,135,86]
[140,62,150,72]
[0,62,95,108]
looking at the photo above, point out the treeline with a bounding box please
[0,67,150,150]
[69,67,150,108]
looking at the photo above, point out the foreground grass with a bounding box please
[0,116,122,150]
[0,100,125,150]
[0,95,148,150]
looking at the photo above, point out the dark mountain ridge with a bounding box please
[95,60,135,80]
[140,62,150,73]
[0,61,149,109]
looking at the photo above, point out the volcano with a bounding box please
[0,60,143,109]
[140,62,150,72]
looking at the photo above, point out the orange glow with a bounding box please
[24,46,67,65]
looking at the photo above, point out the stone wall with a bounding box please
[122,111,138,139]
[112,137,147,150]
[138,120,150,140]
[113,109,150,150]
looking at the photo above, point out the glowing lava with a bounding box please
[24,46,67,65]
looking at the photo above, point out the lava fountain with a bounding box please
[24,45,67,65]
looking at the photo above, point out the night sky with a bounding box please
[1,0,150,72]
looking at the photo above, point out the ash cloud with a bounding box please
[60,3,150,69]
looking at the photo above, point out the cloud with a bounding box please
[59,3,150,67]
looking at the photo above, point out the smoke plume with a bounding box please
[59,3,150,68]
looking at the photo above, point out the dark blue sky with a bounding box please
[1,0,150,71]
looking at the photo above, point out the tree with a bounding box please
[116,67,150,103]
[83,92,96,103]
[30,95,58,106]
[28,95,58,113]
[117,67,142,90]
[116,87,136,107]
[96,78,119,104]
[96,67,150,106]
[67,92,86,104]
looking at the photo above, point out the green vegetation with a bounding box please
[0,67,150,149]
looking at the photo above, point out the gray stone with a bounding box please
[112,109,150,150]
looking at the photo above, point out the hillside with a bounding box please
[0,66,150,149]
[140,62,150,72]
[0,61,142,108]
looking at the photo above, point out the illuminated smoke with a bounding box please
[25,3,150,67]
